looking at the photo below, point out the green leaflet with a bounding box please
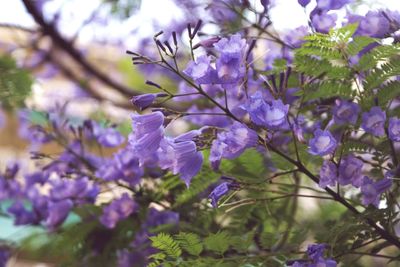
[175,232,203,256]
[204,231,231,254]
[149,233,182,258]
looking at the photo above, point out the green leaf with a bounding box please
[175,232,203,256]
[346,36,377,56]
[204,231,231,254]
[150,233,182,258]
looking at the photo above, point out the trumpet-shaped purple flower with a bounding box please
[332,99,360,125]
[388,117,400,142]
[183,55,217,84]
[129,112,164,158]
[195,37,221,48]
[361,106,386,137]
[246,92,289,130]
[131,93,167,110]
[100,193,138,229]
[361,176,392,207]
[210,122,258,169]
[348,11,393,38]
[158,138,203,186]
[209,182,230,208]
[338,154,363,187]
[214,34,246,84]
[45,199,73,229]
[319,160,337,188]
[309,129,337,156]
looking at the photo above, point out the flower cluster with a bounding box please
[2,0,400,266]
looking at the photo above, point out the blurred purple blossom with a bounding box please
[361,106,386,137]
[338,154,363,187]
[308,129,337,156]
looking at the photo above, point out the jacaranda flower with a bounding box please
[209,182,230,208]
[131,93,168,110]
[210,122,258,169]
[319,160,337,188]
[158,138,203,187]
[214,34,246,84]
[309,129,337,156]
[361,176,392,207]
[246,92,289,130]
[338,154,363,187]
[388,117,400,141]
[129,112,164,159]
[332,99,360,125]
[361,106,386,137]
[100,193,137,229]
[183,55,217,84]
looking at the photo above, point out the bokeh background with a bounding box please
[1,0,400,266]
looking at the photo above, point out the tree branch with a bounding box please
[21,0,137,98]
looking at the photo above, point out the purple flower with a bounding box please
[144,208,179,228]
[289,243,337,266]
[210,122,258,170]
[338,154,363,187]
[361,176,392,207]
[332,99,360,125]
[45,199,73,229]
[246,92,289,130]
[298,0,311,7]
[319,160,337,188]
[131,93,167,110]
[311,12,337,33]
[214,34,246,84]
[158,138,203,186]
[129,112,165,158]
[183,55,217,84]
[96,127,125,147]
[7,201,38,225]
[100,193,138,229]
[209,182,230,208]
[283,27,309,48]
[309,129,337,156]
[361,106,386,137]
[49,177,98,203]
[388,117,400,142]
[348,11,390,38]
[195,37,221,48]
[97,148,143,186]
[307,243,327,262]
